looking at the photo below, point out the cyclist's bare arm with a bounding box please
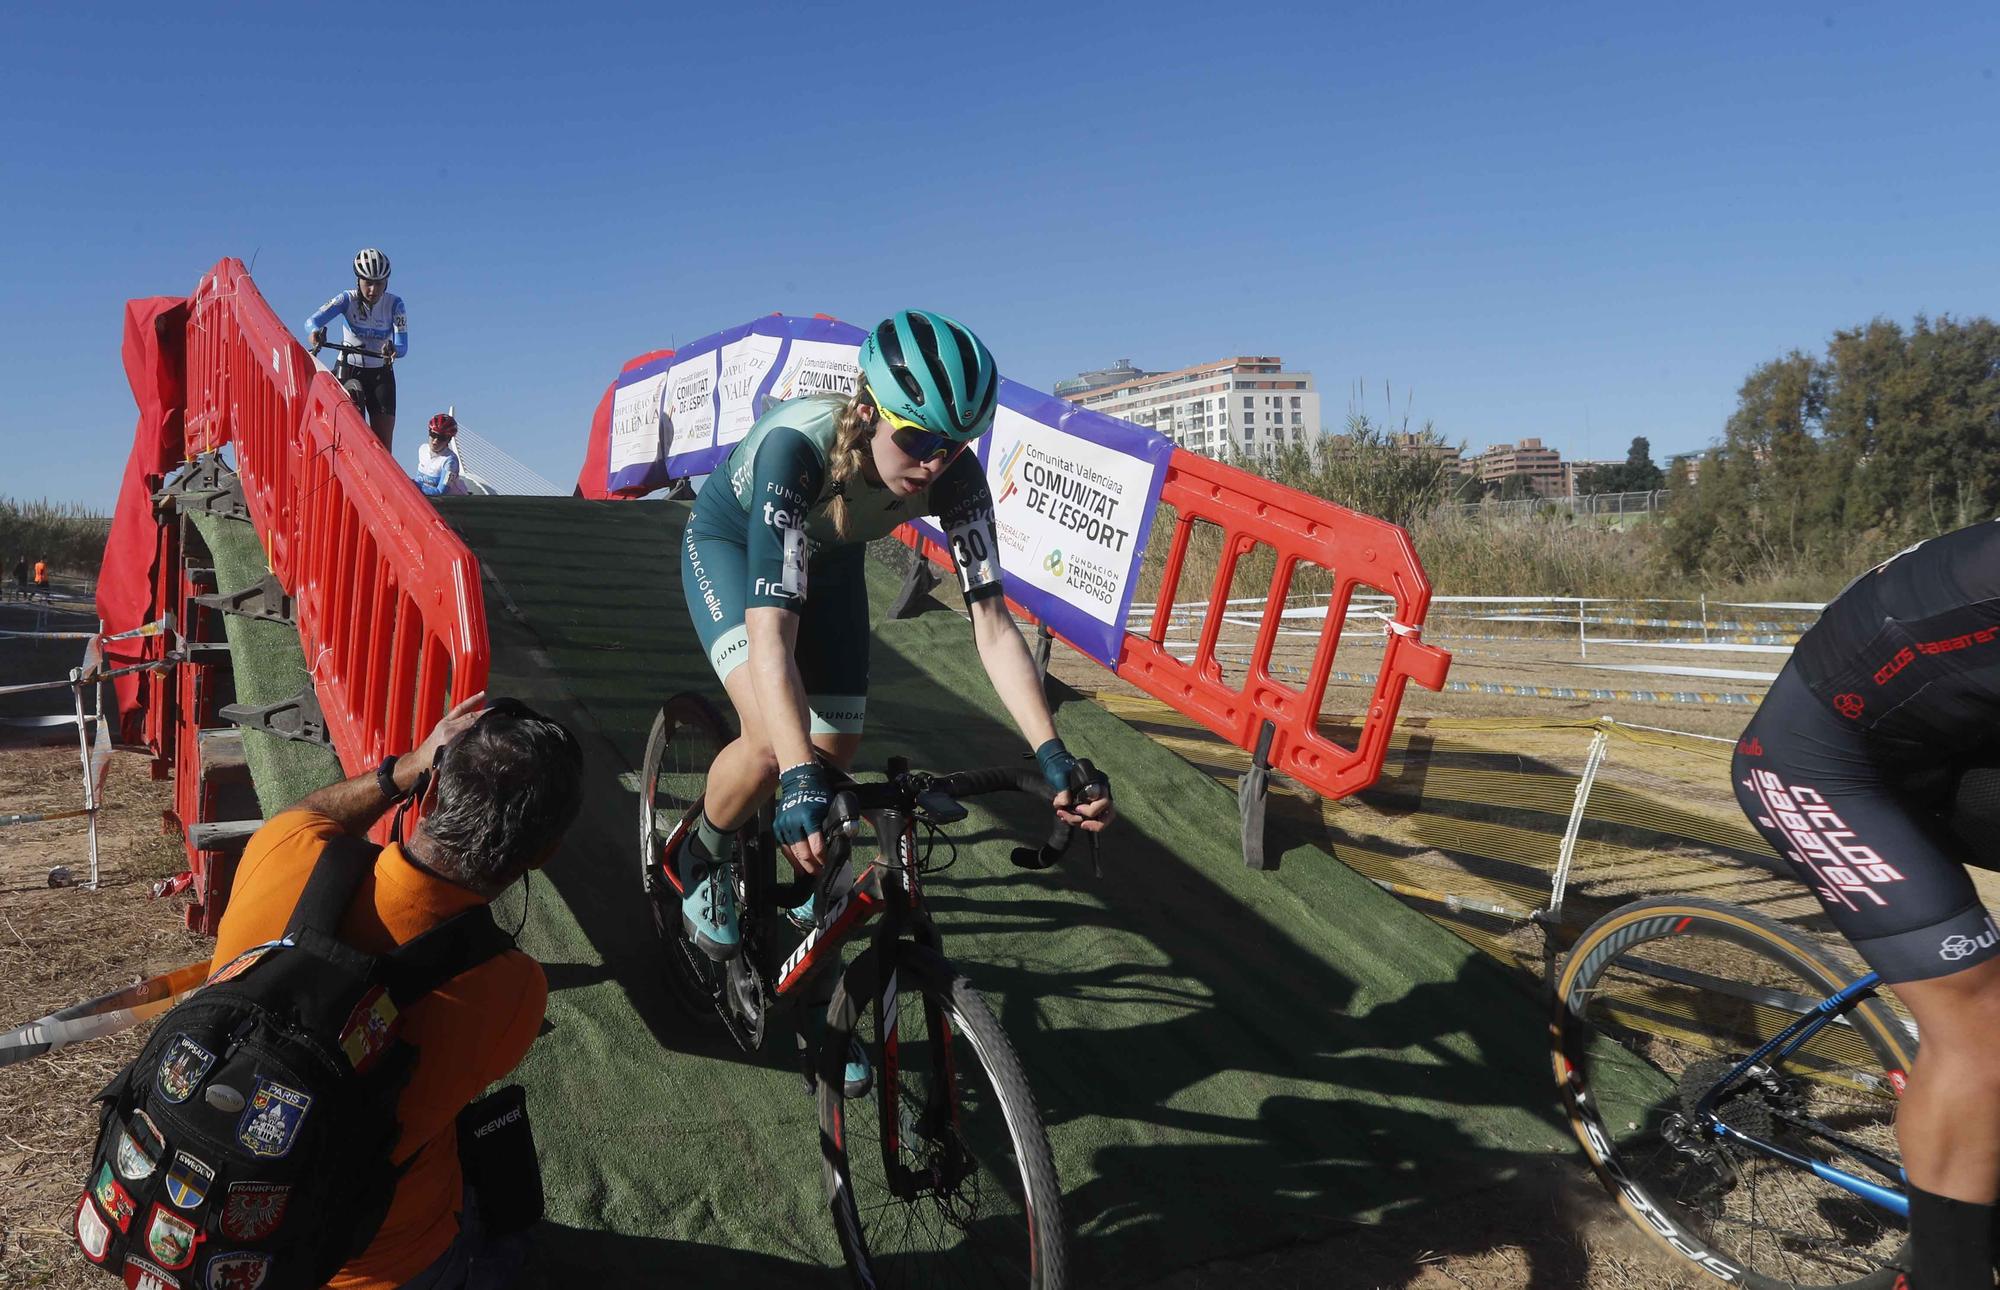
[968,595,1115,832]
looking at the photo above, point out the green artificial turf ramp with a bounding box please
[185,510,345,813]
[433,495,1576,1286]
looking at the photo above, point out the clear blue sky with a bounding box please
[5,2,1996,509]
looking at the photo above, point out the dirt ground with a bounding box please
[0,741,207,1287]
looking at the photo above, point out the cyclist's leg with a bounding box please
[681,521,772,833]
[372,368,397,454]
[1736,666,2000,1287]
[340,370,367,410]
[794,543,870,773]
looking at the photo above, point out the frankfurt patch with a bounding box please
[92,1163,136,1230]
[144,1202,198,1269]
[206,1251,273,1290]
[220,1182,290,1241]
[156,1034,216,1103]
[236,1079,311,1158]
[164,1150,215,1210]
[74,1193,112,1262]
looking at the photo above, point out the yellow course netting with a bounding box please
[1088,691,1825,976]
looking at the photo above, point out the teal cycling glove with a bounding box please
[775,761,832,849]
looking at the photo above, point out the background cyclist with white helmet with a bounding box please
[416,410,469,496]
[675,309,1116,969]
[307,247,408,451]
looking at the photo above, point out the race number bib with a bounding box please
[781,526,809,599]
[947,513,1002,597]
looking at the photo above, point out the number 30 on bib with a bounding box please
[947,517,1001,596]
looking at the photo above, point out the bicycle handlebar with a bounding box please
[311,339,394,362]
[824,760,1109,877]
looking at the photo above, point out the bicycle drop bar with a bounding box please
[825,762,1107,876]
[311,340,393,361]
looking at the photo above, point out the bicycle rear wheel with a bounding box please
[820,944,1067,1290]
[1554,896,1915,1289]
[639,693,736,1027]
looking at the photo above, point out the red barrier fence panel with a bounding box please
[288,372,489,771]
[897,446,1450,804]
[180,258,490,775]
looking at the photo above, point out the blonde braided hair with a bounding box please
[824,381,878,541]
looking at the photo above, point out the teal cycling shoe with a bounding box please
[784,893,817,934]
[679,836,740,962]
[801,1019,873,1099]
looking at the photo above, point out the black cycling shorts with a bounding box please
[1734,663,2000,983]
[340,365,397,422]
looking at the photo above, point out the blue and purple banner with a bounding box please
[603,314,1171,669]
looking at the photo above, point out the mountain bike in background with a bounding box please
[1553,895,1917,1288]
[638,691,1101,1290]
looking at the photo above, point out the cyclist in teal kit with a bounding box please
[676,310,1116,963]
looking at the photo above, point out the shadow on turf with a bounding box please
[521,1220,828,1288]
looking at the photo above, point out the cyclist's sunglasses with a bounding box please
[875,403,966,465]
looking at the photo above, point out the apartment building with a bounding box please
[1059,356,1321,462]
[1470,437,1567,497]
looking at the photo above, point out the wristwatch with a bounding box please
[375,756,407,802]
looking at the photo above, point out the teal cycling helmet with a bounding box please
[858,310,998,442]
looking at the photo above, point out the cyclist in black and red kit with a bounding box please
[1734,519,2000,1289]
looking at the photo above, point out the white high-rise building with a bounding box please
[1059,356,1320,463]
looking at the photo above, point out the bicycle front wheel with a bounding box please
[820,944,1067,1290]
[1554,896,1915,1289]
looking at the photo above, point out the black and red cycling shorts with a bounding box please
[1733,664,2000,983]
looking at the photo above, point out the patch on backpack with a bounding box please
[114,1122,157,1182]
[144,1202,198,1269]
[74,1193,112,1262]
[205,943,276,987]
[122,1253,180,1289]
[219,1182,290,1241]
[337,985,400,1073]
[92,1163,136,1230]
[156,1034,216,1103]
[235,1079,312,1158]
[164,1150,215,1210]
[206,1251,273,1289]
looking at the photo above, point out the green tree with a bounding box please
[1665,312,2000,581]
[1255,414,1460,528]
[1577,435,1666,494]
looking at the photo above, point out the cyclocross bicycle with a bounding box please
[1553,895,1918,1288]
[638,691,1102,1290]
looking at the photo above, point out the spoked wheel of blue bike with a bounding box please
[639,692,759,1046]
[819,943,1067,1290]
[1554,896,1917,1289]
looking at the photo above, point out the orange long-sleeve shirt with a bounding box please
[209,810,546,1289]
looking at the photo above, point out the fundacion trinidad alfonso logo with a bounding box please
[1042,549,1066,579]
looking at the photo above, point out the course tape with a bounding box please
[1258,659,1761,706]
[0,960,209,1068]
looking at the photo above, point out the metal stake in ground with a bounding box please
[69,666,100,888]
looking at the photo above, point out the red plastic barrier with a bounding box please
[183,259,489,773]
[98,297,189,746]
[897,447,1450,804]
